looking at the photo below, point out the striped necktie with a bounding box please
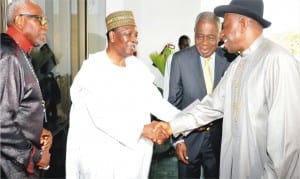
[204,57,213,94]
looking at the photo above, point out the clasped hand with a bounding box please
[142,121,172,144]
[37,128,53,170]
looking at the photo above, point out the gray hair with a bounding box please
[6,0,38,25]
[194,11,221,33]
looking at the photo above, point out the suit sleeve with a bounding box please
[0,55,41,173]
[167,53,187,143]
[168,54,183,109]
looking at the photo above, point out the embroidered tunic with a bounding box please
[170,36,300,178]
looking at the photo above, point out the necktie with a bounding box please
[204,57,213,94]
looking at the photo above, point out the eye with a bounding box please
[19,14,47,26]
[208,35,216,41]
[196,35,204,41]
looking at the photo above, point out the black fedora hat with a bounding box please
[214,0,271,28]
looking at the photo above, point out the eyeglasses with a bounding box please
[19,14,47,26]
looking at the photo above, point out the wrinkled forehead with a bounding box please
[17,2,44,15]
[115,25,138,32]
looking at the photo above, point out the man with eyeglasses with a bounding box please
[19,14,48,26]
[0,0,52,178]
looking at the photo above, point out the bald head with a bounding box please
[6,0,40,25]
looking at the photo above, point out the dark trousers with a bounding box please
[178,119,222,179]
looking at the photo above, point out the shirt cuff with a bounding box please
[172,139,184,148]
[26,146,41,174]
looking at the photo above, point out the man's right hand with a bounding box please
[142,121,170,144]
[176,142,189,164]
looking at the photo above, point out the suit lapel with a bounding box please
[191,47,207,94]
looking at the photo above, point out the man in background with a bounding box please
[178,35,191,50]
[168,11,231,178]
[31,43,61,132]
[0,0,52,178]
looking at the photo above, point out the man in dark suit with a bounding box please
[168,11,234,179]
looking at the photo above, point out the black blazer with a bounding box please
[168,46,231,110]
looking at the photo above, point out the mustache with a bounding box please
[128,43,137,51]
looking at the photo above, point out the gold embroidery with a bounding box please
[232,60,245,123]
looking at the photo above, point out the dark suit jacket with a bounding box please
[168,46,231,153]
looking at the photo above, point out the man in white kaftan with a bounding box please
[160,0,300,178]
[66,51,178,179]
[66,10,179,179]
[170,36,300,178]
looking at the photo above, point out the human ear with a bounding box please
[108,31,116,43]
[239,17,250,33]
[14,15,25,29]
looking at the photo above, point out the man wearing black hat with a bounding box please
[156,0,300,178]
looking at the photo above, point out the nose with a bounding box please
[41,24,48,31]
[132,35,138,45]
[201,36,210,45]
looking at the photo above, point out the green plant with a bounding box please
[149,44,175,76]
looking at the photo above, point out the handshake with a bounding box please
[142,121,172,144]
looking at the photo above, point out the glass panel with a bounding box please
[35,0,72,134]
[0,0,8,32]
[86,0,106,54]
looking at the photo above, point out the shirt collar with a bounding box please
[201,52,216,60]
[6,26,33,53]
[240,35,264,57]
